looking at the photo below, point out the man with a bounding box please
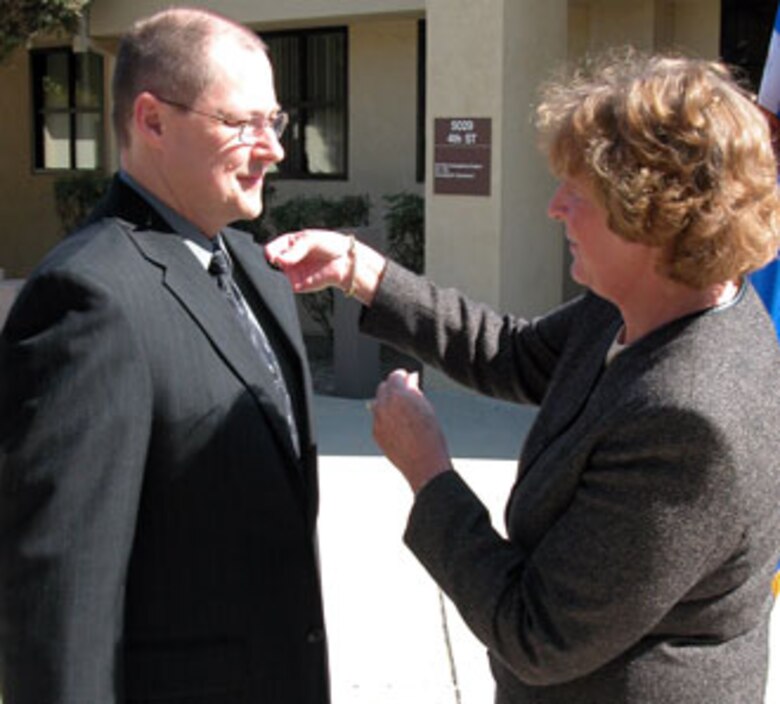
[0,8,328,703]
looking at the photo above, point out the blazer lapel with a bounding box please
[90,179,301,471]
[223,231,304,355]
[137,229,303,465]
[518,303,622,476]
[223,230,315,452]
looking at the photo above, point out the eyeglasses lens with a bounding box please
[239,112,289,144]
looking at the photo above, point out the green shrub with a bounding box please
[53,171,110,234]
[270,194,370,232]
[268,193,371,338]
[1,0,90,62]
[383,192,424,274]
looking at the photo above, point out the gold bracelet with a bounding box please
[345,234,357,297]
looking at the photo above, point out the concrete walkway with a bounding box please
[313,388,780,703]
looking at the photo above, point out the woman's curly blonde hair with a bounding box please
[536,50,780,288]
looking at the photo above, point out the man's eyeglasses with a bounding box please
[155,95,289,144]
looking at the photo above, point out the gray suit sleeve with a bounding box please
[0,271,152,703]
[404,406,738,686]
[360,261,581,404]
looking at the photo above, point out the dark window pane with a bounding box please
[270,35,302,104]
[42,52,69,109]
[417,19,426,182]
[75,52,103,109]
[31,49,104,171]
[721,0,776,91]
[264,28,347,179]
[307,33,345,104]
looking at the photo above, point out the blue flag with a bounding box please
[752,0,780,339]
[759,2,780,116]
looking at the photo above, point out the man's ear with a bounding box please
[133,92,166,147]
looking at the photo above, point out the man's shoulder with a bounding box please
[36,217,138,279]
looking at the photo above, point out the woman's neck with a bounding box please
[618,279,739,345]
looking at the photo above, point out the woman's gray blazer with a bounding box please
[361,262,780,704]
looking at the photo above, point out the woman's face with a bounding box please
[548,174,656,303]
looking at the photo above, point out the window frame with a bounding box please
[29,47,105,173]
[720,0,775,92]
[262,26,349,181]
[416,19,426,183]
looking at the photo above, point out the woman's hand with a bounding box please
[370,369,452,493]
[265,230,387,305]
[265,229,351,292]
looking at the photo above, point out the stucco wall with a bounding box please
[673,0,720,58]
[568,0,720,59]
[89,0,425,36]
[268,18,423,224]
[0,0,725,280]
[0,46,63,277]
[498,0,567,318]
[424,0,566,317]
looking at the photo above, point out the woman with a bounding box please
[266,52,780,703]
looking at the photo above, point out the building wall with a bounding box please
[0,0,724,289]
[568,0,720,57]
[269,18,423,219]
[0,46,64,278]
[89,0,426,35]
[673,0,720,57]
[498,0,567,318]
[424,0,566,318]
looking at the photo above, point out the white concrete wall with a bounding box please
[568,0,720,59]
[424,0,504,304]
[672,0,720,58]
[89,0,425,36]
[0,46,63,277]
[0,0,726,280]
[425,0,566,318]
[0,279,24,328]
[499,0,566,318]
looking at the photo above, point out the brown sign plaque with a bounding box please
[433,117,492,196]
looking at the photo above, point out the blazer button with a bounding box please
[306,627,325,644]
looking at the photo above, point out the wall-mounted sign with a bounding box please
[433,117,491,196]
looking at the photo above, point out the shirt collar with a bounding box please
[119,170,218,270]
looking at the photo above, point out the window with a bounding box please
[264,28,347,179]
[417,19,426,183]
[30,48,104,171]
[720,0,775,91]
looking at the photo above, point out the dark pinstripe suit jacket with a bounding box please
[362,261,780,704]
[0,177,329,704]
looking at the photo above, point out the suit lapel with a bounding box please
[135,229,304,466]
[518,303,621,476]
[223,231,304,356]
[96,176,305,468]
[224,230,315,452]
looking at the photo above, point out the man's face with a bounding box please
[159,37,284,236]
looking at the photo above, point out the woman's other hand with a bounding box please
[370,369,452,493]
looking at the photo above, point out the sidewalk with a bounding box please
[313,389,780,703]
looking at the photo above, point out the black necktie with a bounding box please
[209,246,300,456]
